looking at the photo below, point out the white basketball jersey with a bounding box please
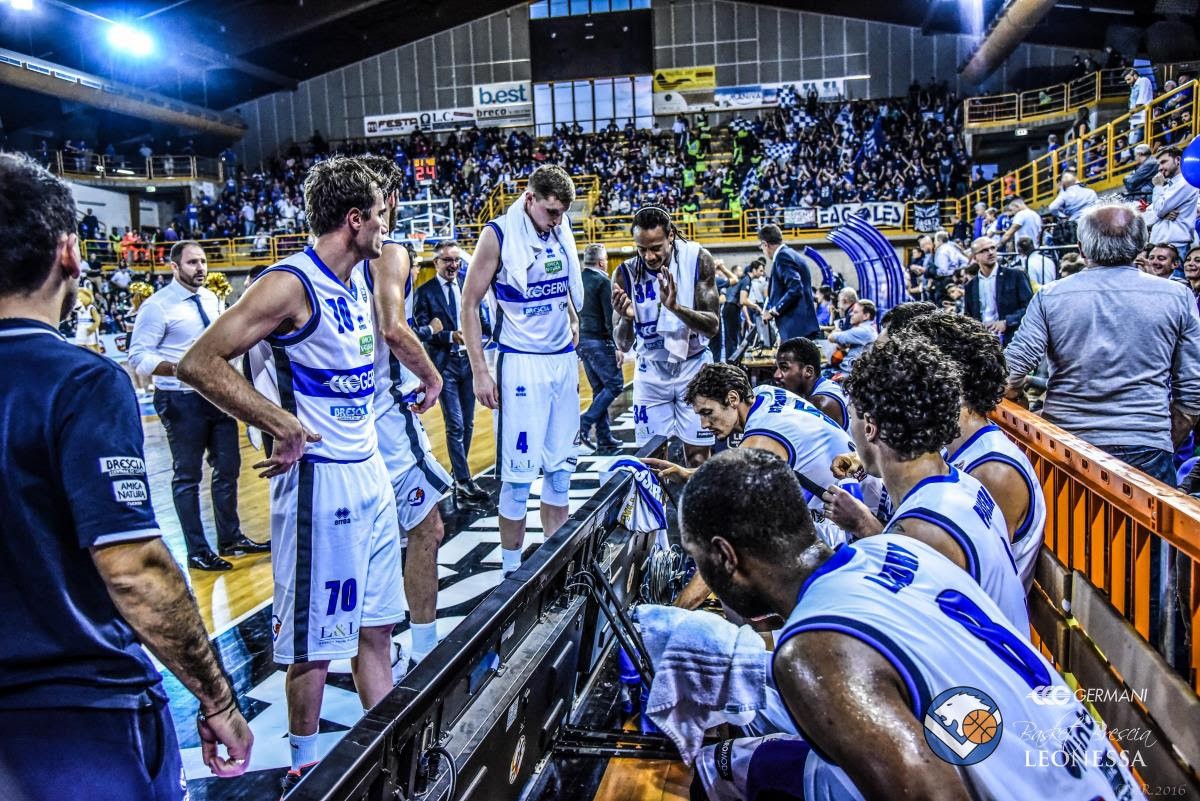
[617,242,708,362]
[363,240,419,419]
[776,535,1144,801]
[946,424,1047,590]
[811,376,849,430]
[742,386,851,506]
[886,466,1028,630]
[486,219,574,354]
[246,247,377,462]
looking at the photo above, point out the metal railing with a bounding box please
[46,150,225,182]
[81,232,307,271]
[961,79,1199,213]
[966,68,1138,127]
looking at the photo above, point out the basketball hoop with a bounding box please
[412,232,427,253]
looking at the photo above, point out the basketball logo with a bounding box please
[923,686,1003,765]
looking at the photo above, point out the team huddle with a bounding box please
[168,153,1138,799]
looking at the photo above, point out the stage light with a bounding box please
[106,23,155,57]
[11,0,35,10]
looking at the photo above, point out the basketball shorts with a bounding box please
[696,736,864,801]
[270,452,406,664]
[376,403,452,531]
[495,350,579,484]
[632,351,715,447]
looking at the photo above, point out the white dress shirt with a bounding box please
[1143,175,1200,248]
[128,280,220,391]
[1047,184,1098,221]
[977,270,999,323]
[933,242,968,278]
[441,277,464,354]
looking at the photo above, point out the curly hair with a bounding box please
[302,156,384,237]
[880,300,936,332]
[684,363,753,406]
[901,313,1006,415]
[843,336,962,460]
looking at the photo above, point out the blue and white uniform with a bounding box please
[248,246,405,664]
[886,467,1028,631]
[947,424,1046,590]
[364,242,452,531]
[486,218,580,485]
[810,376,849,430]
[619,242,715,447]
[775,535,1143,801]
[741,386,887,546]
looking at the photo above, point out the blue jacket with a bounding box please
[768,245,820,340]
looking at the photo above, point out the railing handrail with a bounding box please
[965,68,1127,127]
[42,150,225,182]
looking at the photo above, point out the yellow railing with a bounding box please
[81,233,307,271]
[966,68,1135,127]
[477,174,602,223]
[48,151,224,182]
[962,78,1200,213]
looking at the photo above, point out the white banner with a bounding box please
[817,202,905,229]
[473,81,533,128]
[364,108,475,138]
[714,85,764,110]
[763,77,847,105]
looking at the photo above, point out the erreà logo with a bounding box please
[334,507,352,525]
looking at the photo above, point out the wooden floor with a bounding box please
[593,759,693,801]
[144,360,635,634]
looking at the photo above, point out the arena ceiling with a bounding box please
[0,0,1183,114]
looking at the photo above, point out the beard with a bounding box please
[701,564,773,620]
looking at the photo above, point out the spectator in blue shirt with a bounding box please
[0,153,253,800]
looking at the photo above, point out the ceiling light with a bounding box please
[11,0,34,10]
[106,23,155,57]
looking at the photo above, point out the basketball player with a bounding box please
[899,313,1046,589]
[646,362,885,609]
[613,206,721,466]
[772,337,849,429]
[0,151,251,801]
[681,449,1144,801]
[178,156,405,792]
[824,337,1029,630]
[462,165,581,575]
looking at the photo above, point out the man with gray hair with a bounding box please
[577,243,623,450]
[1005,202,1200,668]
[931,230,967,304]
[1123,143,1157,202]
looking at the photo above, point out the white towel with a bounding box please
[607,458,669,549]
[499,195,584,309]
[655,238,702,363]
[634,604,769,766]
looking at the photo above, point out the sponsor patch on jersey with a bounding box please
[544,259,563,274]
[922,686,1003,766]
[359,334,374,355]
[112,478,148,504]
[99,456,146,477]
[334,507,352,525]
[515,385,527,397]
[407,487,425,507]
[523,304,552,317]
[331,405,369,421]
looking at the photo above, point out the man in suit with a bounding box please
[757,224,819,340]
[415,239,490,503]
[964,236,1033,346]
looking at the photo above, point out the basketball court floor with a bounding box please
[139,365,648,799]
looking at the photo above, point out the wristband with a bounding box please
[197,694,239,723]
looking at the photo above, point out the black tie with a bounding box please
[444,280,457,327]
[188,293,211,328]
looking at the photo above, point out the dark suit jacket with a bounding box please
[768,245,820,340]
[964,266,1034,345]
[413,272,490,373]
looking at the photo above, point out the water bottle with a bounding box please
[638,684,660,734]
[617,648,640,716]
[837,477,864,503]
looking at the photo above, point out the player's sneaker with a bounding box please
[279,761,317,799]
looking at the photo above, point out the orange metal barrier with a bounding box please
[47,151,224,182]
[993,401,1200,692]
[965,68,1140,128]
[961,78,1200,213]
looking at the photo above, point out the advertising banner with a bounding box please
[363,107,475,137]
[714,85,764,110]
[818,202,905,229]
[473,81,533,128]
[652,65,716,114]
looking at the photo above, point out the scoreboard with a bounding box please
[413,157,437,185]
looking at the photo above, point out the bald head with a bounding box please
[1076,203,1146,267]
[971,236,998,271]
[1060,171,1078,189]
